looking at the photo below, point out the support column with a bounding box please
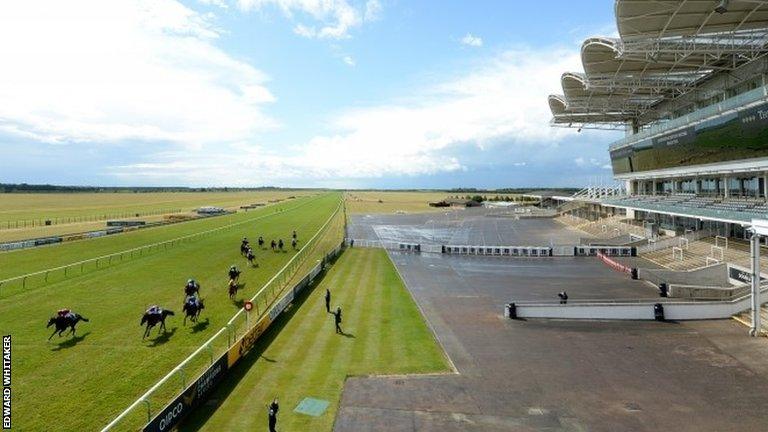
[694,178,700,194]
[652,180,657,196]
[750,232,762,337]
[723,176,729,198]
[763,173,768,200]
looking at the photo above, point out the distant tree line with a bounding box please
[451,195,539,203]
[0,183,310,193]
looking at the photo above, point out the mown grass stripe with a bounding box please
[180,248,450,432]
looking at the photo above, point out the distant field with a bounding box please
[345,191,522,214]
[0,193,341,431]
[0,190,315,223]
[0,190,317,243]
[345,191,450,214]
[181,248,450,432]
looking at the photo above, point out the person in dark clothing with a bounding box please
[558,291,568,304]
[258,236,265,249]
[325,289,331,313]
[333,306,342,334]
[268,397,279,432]
[278,239,284,251]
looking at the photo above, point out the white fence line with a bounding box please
[100,199,343,431]
[508,285,768,321]
[0,196,321,296]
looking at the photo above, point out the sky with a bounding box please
[0,0,624,189]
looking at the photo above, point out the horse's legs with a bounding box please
[48,329,58,340]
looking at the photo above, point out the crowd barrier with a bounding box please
[596,252,633,275]
[346,239,421,252]
[574,245,636,257]
[442,245,552,257]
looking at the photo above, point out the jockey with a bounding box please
[147,305,162,316]
[229,265,241,280]
[185,294,200,308]
[57,308,74,320]
[185,278,199,294]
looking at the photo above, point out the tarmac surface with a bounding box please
[348,209,586,246]
[335,214,768,432]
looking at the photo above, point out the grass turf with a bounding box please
[0,193,341,431]
[0,195,323,282]
[180,248,450,432]
[0,190,313,222]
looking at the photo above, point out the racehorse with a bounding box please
[258,237,265,249]
[141,309,175,339]
[228,279,239,300]
[183,299,204,325]
[240,242,249,256]
[47,313,89,340]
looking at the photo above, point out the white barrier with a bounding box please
[574,246,635,257]
[711,245,725,261]
[672,246,684,261]
[442,245,551,257]
[716,235,729,249]
[509,285,768,320]
[679,237,689,250]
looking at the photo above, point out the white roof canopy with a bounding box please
[550,0,768,128]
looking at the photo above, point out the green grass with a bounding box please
[0,190,314,222]
[0,195,322,282]
[180,248,450,432]
[0,193,341,431]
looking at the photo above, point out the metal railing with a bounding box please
[609,84,768,151]
[0,208,184,230]
[100,199,345,431]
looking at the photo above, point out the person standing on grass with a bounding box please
[325,288,331,313]
[333,306,343,334]
[268,397,279,432]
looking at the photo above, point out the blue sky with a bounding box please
[0,0,622,188]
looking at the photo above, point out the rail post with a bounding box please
[143,399,151,422]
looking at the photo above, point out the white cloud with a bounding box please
[237,0,378,39]
[575,157,610,169]
[0,0,276,146]
[461,33,483,47]
[342,56,356,66]
[116,46,583,185]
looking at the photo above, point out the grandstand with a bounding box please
[548,0,768,334]
[549,1,768,243]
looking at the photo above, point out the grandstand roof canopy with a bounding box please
[616,0,768,40]
[550,1,768,129]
